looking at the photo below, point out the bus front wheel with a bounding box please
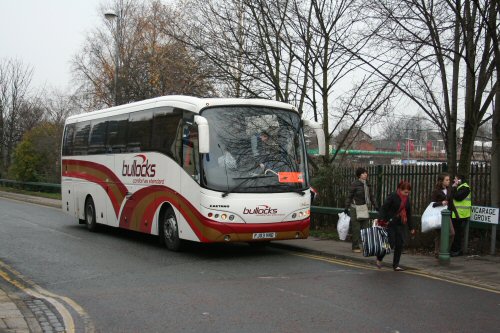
[85,196,98,232]
[160,208,183,251]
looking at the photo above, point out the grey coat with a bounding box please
[345,179,378,210]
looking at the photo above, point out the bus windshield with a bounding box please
[200,106,308,193]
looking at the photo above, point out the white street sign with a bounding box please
[470,206,499,225]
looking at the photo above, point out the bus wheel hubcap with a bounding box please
[86,205,94,224]
[164,216,176,241]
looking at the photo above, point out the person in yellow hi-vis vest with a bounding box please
[450,174,471,257]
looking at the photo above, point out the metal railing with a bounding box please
[0,179,61,193]
[311,206,379,219]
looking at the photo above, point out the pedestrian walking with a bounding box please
[430,173,454,257]
[450,174,472,256]
[344,167,378,253]
[376,180,415,271]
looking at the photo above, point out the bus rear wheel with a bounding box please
[160,208,183,251]
[85,196,98,232]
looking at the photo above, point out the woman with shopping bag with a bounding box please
[376,180,415,271]
[344,167,378,253]
[430,173,454,258]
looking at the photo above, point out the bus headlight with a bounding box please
[205,210,240,223]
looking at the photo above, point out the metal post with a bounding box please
[113,15,120,106]
[439,209,451,265]
[105,10,120,106]
[376,165,383,208]
[464,220,470,254]
[491,225,497,255]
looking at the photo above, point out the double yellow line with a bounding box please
[0,259,95,333]
[293,252,500,294]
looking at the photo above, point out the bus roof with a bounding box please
[65,95,297,124]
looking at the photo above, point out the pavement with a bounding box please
[0,190,499,332]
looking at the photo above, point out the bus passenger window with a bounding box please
[73,122,90,155]
[88,119,107,155]
[152,107,183,157]
[62,124,76,156]
[127,110,153,152]
[106,116,128,153]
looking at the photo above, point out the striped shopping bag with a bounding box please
[360,226,391,257]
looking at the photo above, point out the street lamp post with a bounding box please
[105,10,120,106]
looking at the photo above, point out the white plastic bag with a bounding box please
[337,212,351,241]
[421,203,446,233]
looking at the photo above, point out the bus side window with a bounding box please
[73,122,90,155]
[106,115,128,153]
[152,107,183,158]
[127,110,153,152]
[88,119,107,155]
[62,124,76,156]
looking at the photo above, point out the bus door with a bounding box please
[180,118,201,200]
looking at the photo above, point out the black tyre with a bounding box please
[85,196,98,232]
[160,208,183,251]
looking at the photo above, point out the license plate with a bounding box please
[252,232,276,240]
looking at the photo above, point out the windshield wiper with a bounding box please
[221,174,272,197]
[267,184,306,196]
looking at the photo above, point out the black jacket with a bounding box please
[430,187,452,209]
[379,192,414,230]
[345,179,378,210]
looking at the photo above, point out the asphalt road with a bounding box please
[1,197,499,333]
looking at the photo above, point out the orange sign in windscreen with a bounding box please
[278,172,304,183]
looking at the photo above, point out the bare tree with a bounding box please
[41,89,80,125]
[356,0,497,176]
[0,58,41,172]
[170,0,397,171]
[72,0,214,110]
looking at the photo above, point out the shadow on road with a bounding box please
[64,223,284,260]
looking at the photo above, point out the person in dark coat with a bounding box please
[376,180,415,271]
[344,167,378,253]
[430,173,454,257]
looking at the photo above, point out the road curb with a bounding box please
[0,192,61,209]
[270,242,500,293]
[269,241,406,269]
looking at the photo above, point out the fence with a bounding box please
[0,162,492,214]
[322,163,491,216]
[0,179,61,193]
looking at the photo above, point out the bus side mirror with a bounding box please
[302,119,326,156]
[194,115,210,154]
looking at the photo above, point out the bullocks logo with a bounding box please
[122,154,156,177]
[243,204,278,215]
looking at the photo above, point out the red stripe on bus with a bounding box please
[62,160,309,241]
[122,185,309,241]
[62,159,128,216]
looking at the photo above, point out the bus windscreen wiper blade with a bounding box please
[221,175,272,197]
[267,184,306,196]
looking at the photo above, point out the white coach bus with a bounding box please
[61,96,325,250]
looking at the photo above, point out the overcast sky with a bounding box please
[0,0,104,91]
